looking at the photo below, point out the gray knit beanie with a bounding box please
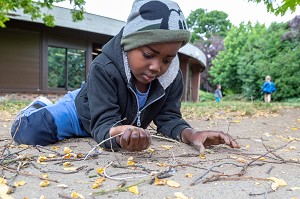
[121,0,191,51]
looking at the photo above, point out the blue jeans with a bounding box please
[11,89,90,146]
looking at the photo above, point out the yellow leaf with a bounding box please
[40,195,46,199]
[297,118,300,123]
[0,178,7,184]
[148,147,155,153]
[0,184,9,195]
[245,144,251,148]
[63,162,72,167]
[154,177,167,186]
[128,186,139,195]
[127,156,135,165]
[174,192,189,199]
[57,184,68,188]
[63,154,71,159]
[156,162,168,167]
[291,127,298,131]
[199,153,206,159]
[185,173,193,178]
[232,120,241,123]
[70,191,85,199]
[64,167,77,171]
[161,145,173,150]
[52,146,58,150]
[267,177,287,190]
[96,168,104,174]
[39,180,50,187]
[64,147,72,154]
[94,177,106,184]
[290,187,300,191]
[37,155,49,163]
[289,146,296,150]
[18,144,29,149]
[236,157,247,163]
[166,180,180,188]
[48,154,57,158]
[14,180,26,187]
[92,183,100,189]
[41,173,48,178]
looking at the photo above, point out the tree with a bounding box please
[186,8,231,92]
[249,0,300,16]
[0,0,85,28]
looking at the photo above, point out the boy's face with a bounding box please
[127,42,182,87]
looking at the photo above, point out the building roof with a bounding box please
[8,6,206,68]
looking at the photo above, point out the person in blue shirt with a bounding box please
[262,75,276,103]
[214,84,222,103]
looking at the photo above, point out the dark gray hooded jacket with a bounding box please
[75,29,191,149]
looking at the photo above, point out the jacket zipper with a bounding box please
[129,87,165,127]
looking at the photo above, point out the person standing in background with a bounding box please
[214,84,222,102]
[262,75,276,103]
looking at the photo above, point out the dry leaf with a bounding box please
[174,192,189,199]
[41,173,48,178]
[127,156,135,165]
[64,167,77,171]
[0,178,7,184]
[39,180,50,187]
[92,183,100,189]
[40,195,46,199]
[52,146,58,150]
[161,145,173,150]
[94,177,106,184]
[48,154,57,158]
[267,177,287,190]
[57,184,68,188]
[166,180,180,188]
[14,180,26,187]
[63,162,72,167]
[37,155,49,163]
[128,186,139,195]
[185,173,193,178]
[70,191,85,198]
[156,162,168,167]
[290,187,300,191]
[148,147,155,153]
[199,153,206,159]
[64,147,72,154]
[96,167,104,174]
[289,146,296,150]
[154,177,167,186]
[18,144,29,149]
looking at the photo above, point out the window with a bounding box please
[48,46,86,90]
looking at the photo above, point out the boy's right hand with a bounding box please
[119,127,152,151]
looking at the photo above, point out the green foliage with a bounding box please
[210,19,300,102]
[0,0,85,28]
[186,8,232,43]
[198,90,215,102]
[248,0,300,16]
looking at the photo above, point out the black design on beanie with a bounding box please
[139,1,187,30]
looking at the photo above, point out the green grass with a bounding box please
[1,99,299,120]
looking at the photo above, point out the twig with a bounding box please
[190,162,243,186]
[238,140,294,176]
[103,162,149,181]
[91,177,150,196]
[0,165,59,182]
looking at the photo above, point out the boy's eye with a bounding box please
[143,52,153,59]
[163,59,172,64]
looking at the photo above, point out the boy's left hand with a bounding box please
[181,129,240,153]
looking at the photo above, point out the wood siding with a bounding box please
[0,28,40,91]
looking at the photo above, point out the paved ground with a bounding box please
[0,107,299,199]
